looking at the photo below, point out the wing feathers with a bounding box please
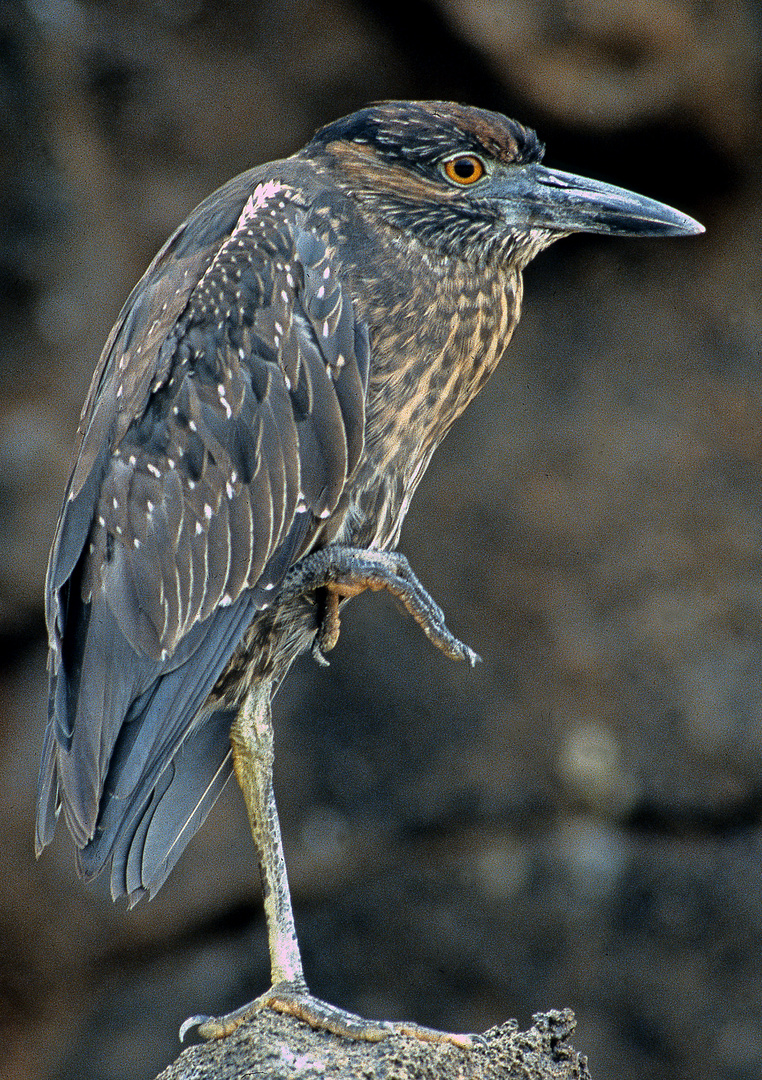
[38,175,370,899]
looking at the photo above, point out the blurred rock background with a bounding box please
[1,1,759,1078]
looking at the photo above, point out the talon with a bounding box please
[179,1014,210,1042]
[311,585,342,664]
[311,639,331,666]
[463,644,481,667]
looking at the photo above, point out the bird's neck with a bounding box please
[340,227,524,549]
[363,230,523,457]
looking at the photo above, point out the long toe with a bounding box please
[182,983,474,1048]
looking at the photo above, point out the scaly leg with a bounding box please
[280,545,481,666]
[180,680,473,1047]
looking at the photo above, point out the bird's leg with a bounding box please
[229,680,305,991]
[180,680,473,1048]
[281,545,481,666]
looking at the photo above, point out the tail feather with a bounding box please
[75,708,236,901]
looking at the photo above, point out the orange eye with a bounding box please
[443,155,485,185]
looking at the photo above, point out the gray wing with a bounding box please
[36,172,370,902]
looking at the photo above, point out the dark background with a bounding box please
[1,1,760,1078]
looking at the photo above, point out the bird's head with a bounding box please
[306,101,703,266]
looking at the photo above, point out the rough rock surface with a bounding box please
[155,1010,587,1080]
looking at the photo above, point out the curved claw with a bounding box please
[454,640,481,667]
[179,1014,212,1042]
[310,637,332,667]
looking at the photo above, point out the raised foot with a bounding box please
[281,545,481,666]
[180,982,474,1048]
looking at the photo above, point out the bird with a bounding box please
[36,100,703,1046]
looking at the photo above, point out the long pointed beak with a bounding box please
[486,163,704,238]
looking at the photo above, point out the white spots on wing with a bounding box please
[204,503,213,519]
[319,507,331,519]
[323,266,330,280]
[263,581,276,590]
[316,285,325,299]
[296,502,307,513]
[111,497,118,510]
[189,420,198,432]
[226,481,235,499]
[284,373,292,391]
[220,592,232,606]
[133,538,141,549]
[97,515,105,527]
[195,520,203,535]
[147,462,161,478]
[167,457,176,469]
[322,321,329,338]
[147,500,155,514]
[218,382,232,419]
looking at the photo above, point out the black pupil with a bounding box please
[454,157,476,178]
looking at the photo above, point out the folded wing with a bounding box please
[36,173,370,901]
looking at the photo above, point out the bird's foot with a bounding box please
[281,545,480,666]
[180,981,474,1047]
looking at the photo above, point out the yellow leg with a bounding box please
[229,681,306,989]
[180,678,473,1048]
